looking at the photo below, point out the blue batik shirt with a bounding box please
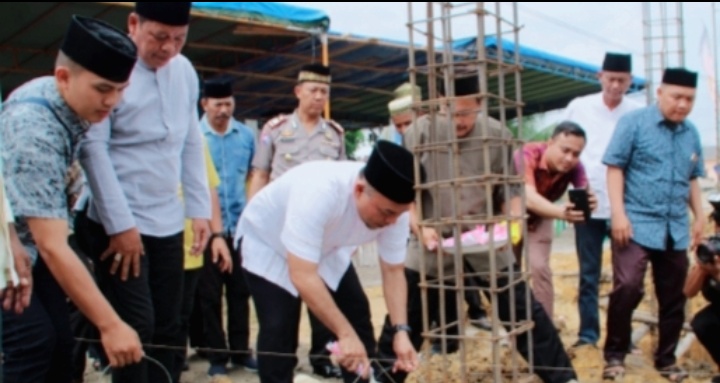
[602,103,704,251]
[0,77,88,265]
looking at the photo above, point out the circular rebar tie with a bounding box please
[100,355,172,383]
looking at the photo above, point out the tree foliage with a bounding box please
[507,114,554,142]
[344,129,365,159]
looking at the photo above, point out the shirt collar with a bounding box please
[292,110,325,132]
[651,103,689,132]
[137,58,155,72]
[201,114,239,136]
[535,142,550,171]
[48,80,89,138]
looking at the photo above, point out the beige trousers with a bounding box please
[527,217,555,319]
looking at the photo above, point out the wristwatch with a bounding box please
[209,232,224,242]
[393,324,412,334]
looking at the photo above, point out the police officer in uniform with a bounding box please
[246,63,345,378]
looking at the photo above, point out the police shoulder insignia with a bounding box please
[326,119,345,135]
[262,114,289,131]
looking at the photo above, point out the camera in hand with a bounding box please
[696,235,720,264]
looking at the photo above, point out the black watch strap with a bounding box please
[393,324,411,334]
[209,232,224,241]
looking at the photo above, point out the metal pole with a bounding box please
[642,3,654,104]
[321,33,330,119]
[677,2,685,66]
[712,2,720,176]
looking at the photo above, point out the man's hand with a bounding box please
[588,189,599,212]
[611,212,633,248]
[337,331,370,379]
[421,227,440,251]
[101,227,144,281]
[100,320,144,368]
[691,219,705,252]
[392,332,419,373]
[561,202,586,223]
[3,238,32,314]
[191,219,210,256]
[211,236,232,273]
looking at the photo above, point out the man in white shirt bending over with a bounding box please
[235,140,420,383]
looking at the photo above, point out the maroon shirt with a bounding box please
[514,142,588,227]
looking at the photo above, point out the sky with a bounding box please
[282,2,720,149]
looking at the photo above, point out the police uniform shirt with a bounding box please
[79,55,211,237]
[252,111,345,181]
[235,161,409,296]
[403,113,519,276]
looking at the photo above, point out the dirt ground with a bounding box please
[81,198,719,382]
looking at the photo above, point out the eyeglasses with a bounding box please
[146,29,186,46]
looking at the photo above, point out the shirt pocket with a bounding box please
[633,133,669,182]
[275,143,303,167]
[228,140,252,175]
[318,143,342,160]
[674,144,697,181]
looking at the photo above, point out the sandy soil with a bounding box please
[80,199,719,382]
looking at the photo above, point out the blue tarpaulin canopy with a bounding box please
[191,2,329,32]
[0,2,645,129]
[0,1,328,99]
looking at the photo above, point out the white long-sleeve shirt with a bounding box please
[562,92,643,219]
[78,56,210,236]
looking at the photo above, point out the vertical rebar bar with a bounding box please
[643,2,654,104]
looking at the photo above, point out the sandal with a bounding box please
[602,359,625,381]
[657,365,688,383]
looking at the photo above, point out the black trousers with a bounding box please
[68,234,108,381]
[198,236,252,367]
[75,210,184,383]
[691,303,720,367]
[308,308,337,368]
[465,275,486,319]
[376,266,577,383]
[172,267,202,383]
[427,262,487,351]
[463,259,488,321]
[188,286,205,351]
[244,264,375,383]
[2,255,75,383]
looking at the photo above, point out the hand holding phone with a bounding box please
[568,188,591,221]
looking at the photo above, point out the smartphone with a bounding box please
[568,188,590,221]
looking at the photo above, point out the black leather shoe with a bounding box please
[313,364,342,378]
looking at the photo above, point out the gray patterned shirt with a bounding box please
[0,76,87,264]
[602,103,705,251]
